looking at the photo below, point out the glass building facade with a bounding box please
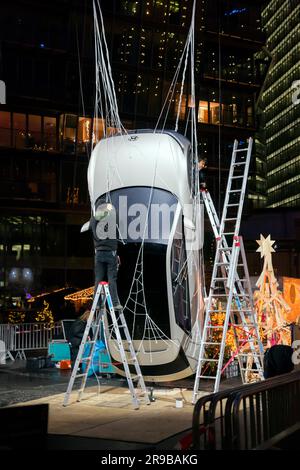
[0,0,266,300]
[261,0,300,208]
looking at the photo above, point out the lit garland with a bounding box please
[28,287,69,303]
[64,287,94,302]
[35,300,55,328]
[8,311,26,324]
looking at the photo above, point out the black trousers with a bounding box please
[94,250,120,306]
[70,345,79,370]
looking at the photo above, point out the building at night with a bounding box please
[261,0,300,208]
[0,0,266,305]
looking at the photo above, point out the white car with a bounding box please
[86,130,205,381]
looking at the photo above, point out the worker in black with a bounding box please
[68,310,93,370]
[198,158,208,189]
[90,201,122,309]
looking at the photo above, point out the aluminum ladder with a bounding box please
[192,138,264,401]
[63,281,150,409]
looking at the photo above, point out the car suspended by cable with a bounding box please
[84,129,205,382]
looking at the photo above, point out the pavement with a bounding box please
[0,359,242,450]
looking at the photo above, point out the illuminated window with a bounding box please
[210,102,221,124]
[174,95,186,120]
[60,114,77,154]
[198,101,209,123]
[13,113,26,149]
[77,117,92,153]
[28,115,42,148]
[44,116,57,151]
[93,118,105,144]
[12,244,22,261]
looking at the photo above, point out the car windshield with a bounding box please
[95,186,178,245]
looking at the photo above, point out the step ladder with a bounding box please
[193,138,264,402]
[63,281,150,409]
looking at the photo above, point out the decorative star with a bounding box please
[256,234,276,259]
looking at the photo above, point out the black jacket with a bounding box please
[69,319,93,347]
[90,216,118,251]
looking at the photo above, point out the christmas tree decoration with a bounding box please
[35,300,55,328]
[254,234,292,347]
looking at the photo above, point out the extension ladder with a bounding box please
[193,138,264,401]
[63,281,150,409]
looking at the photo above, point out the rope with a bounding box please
[92,0,204,362]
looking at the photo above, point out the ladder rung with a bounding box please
[223,232,235,235]
[224,218,237,221]
[213,277,227,281]
[231,176,244,179]
[238,353,261,357]
[202,341,222,345]
[216,262,230,266]
[199,376,217,379]
[218,247,232,251]
[199,358,219,362]
[75,373,88,378]
[81,356,92,362]
[234,148,248,153]
[227,204,239,207]
[229,190,241,193]
[233,162,246,166]
[205,325,224,329]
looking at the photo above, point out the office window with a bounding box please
[210,102,221,125]
[116,0,141,16]
[198,101,209,123]
[77,117,92,154]
[0,111,11,147]
[93,118,105,144]
[28,115,42,149]
[44,116,57,151]
[13,113,26,149]
[60,114,77,154]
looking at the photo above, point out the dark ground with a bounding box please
[0,357,241,408]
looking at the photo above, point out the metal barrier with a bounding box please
[0,324,15,353]
[0,322,63,359]
[193,370,300,450]
[230,371,300,449]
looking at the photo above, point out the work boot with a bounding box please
[113,304,123,311]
